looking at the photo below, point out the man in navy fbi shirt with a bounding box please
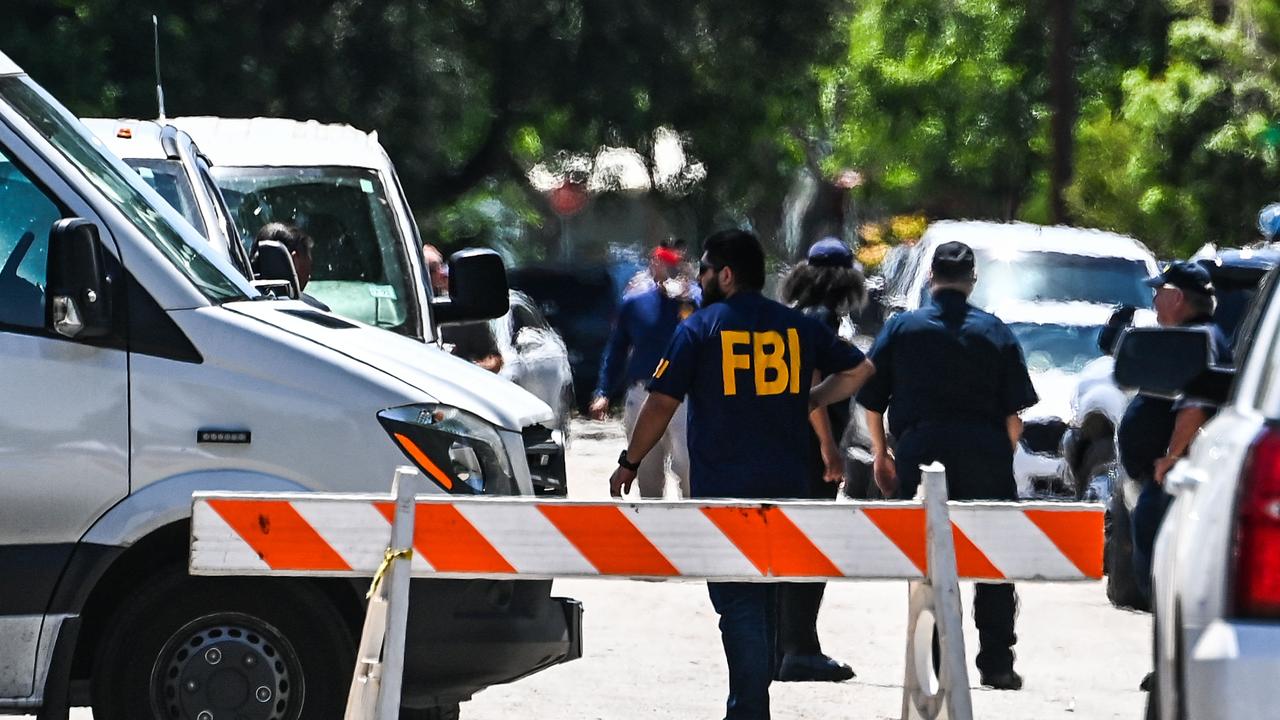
[607,230,875,720]
[857,240,1039,691]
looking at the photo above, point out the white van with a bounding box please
[0,52,579,720]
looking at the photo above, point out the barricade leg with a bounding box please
[901,464,973,720]
[344,467,419,720]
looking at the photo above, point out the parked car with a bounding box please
[0,56,579,720]
[845,221,1159,498]
[1112,265,1280,720]
[1064,245,1280,609]
[508,263,621,411]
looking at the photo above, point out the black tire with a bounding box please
[1105,490,1149,611]
[401,703,462,720]
[1075,439,1113,501]
[92,567,354,720]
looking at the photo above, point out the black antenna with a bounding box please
[153,15,167,120]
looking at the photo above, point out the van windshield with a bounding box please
[0,76,247,303]
[212,165,420,338]
[918,249,1154,309]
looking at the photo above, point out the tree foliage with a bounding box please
[5,0,844,242]
[1068,4,1280,255]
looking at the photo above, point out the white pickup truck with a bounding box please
[0,51,579,720]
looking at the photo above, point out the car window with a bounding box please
[123,159,205,236]
[0,149,63,329]
[917,248,1154,309]
[0,76,248,304]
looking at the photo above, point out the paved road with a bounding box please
[45,419,1150,719]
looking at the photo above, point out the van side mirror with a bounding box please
[46,218,113,339]
[1114,327,1235,404]
[249,240,299,299]
[433,248,509,325]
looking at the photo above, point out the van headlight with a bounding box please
[378,404,514,494]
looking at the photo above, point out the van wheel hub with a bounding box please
[154,613,300,720]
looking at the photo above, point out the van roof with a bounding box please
[171,116,387,170]
[81,118,170,161]
[0,51,23,76]
[920,220,1155,262]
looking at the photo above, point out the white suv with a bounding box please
[1114,267,1280,719]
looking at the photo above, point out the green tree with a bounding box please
[5,0,847,247]
[1067,3,1280,255]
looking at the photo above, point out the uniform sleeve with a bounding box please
[647,323,699,401]
[1000,335,1039,415]
[856,320,895,413]
[813,316,865,376]
[594,298,634,397]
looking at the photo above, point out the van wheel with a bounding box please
[402,703,462,720]
[91,569,354,720]
[1105,491,1149,611]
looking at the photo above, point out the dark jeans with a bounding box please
[896,423,1020,675]
[707,582,777,720]
[777,436,839,659]
[1130,477,1172,603]
[777,582,824,656]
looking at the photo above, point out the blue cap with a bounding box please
[1259,203,1280,241]
[807,237,853,268]
[1145,260,1214,295]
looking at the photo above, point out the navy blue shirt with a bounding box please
[1117,320,1232,481]
[596,286,698,397]
[857,289,1039,438]
[647,291,866,499]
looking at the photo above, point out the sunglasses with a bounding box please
[698,261,721,276]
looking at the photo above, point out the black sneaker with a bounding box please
[980,669,1024,691]
[776,653,856,682]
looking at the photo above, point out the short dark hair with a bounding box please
[702,229,765,291]
[255,222,314,257]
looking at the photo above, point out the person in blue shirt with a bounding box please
[857,240,1039,691]
[1118,262,1231,605]
[590,242,699,497]
[608,229,875,720]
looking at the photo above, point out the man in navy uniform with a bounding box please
[857,240,1038,691]
[608,229,875,720]
[1119,261,1231,605]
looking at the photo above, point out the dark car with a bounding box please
[508,264,621,412]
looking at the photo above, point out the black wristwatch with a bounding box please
[617,449,641,472]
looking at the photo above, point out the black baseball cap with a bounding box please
[931,241,976,278]
[1144,260,1214,296]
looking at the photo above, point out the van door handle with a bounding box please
[1166,462,1208,495]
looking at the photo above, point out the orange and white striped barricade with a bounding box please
[190,465,1103,720]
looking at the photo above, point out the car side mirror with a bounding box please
[1114,327,1235,403]
[46,218,113,339]
[249,240,299,299]
[433,248,509,325]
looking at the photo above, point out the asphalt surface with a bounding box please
[45,418,1151,720]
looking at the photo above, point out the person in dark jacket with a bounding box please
[590,241,699,497]
[857,241,1038,691]
[1118,262,1231,603]
[773,237,866,683]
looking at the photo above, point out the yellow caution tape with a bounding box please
[366,546,414,600]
